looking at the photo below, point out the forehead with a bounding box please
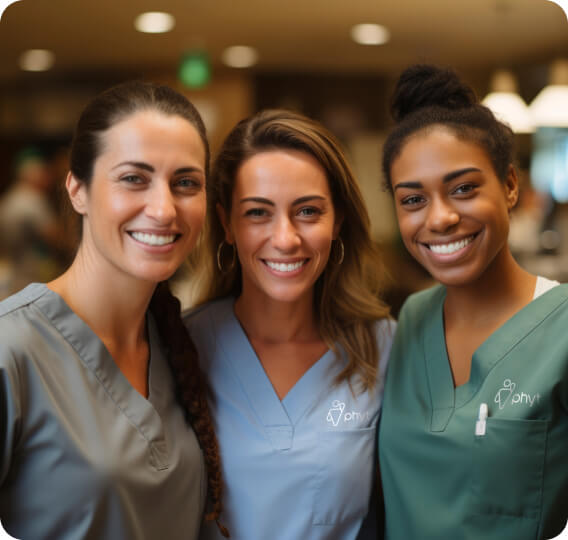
[98,110,205,164]
[234,149,331,198]
[392,127,494,183]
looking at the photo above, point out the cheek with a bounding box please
[232,222,261,257]
[182,197,207,226]
[395,211,419,244]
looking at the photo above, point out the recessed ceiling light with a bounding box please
[350,23,390,46]
[134,12,175,33]
[221,46,258,68]
[19,49,55,71]
[547,0,568,19]
[1,0,23,21]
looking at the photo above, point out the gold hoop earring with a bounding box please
[217,241,236,273]
[332,237,344,265]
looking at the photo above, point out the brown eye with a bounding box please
[453,183,476,195]
[298,207,320,217]
[400,195,425,206]
[245,208,268,217]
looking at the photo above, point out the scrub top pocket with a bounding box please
[468,417,548,526]
[313,427,376,526]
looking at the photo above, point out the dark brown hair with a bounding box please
[69,80,226,535]
[382,64,515,188]
[194,109,390,392]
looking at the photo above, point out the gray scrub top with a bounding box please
[0,283,206,540]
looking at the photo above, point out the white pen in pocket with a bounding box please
[475,403,489,436]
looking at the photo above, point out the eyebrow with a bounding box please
[112,161,203,175]
[393,167,482,191]
[239,195,327,206]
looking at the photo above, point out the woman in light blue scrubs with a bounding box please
[378,65,568,539]
[0,82,227,539]
[184,110,395,539]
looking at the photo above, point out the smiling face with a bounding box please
[390,128,518,287]
[219,149,341,306]
[69,109,207,284]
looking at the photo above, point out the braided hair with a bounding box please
[150,282,229,537]
[68,80,227,536]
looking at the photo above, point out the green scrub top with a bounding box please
[379,284,568,540]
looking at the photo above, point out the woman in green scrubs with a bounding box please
[378,64,567,539]
[0,81,226,539]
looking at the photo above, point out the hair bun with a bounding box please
[390,64,478,123]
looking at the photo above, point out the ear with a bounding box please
[66,172,88,215]
[216,203,234,244]
[504,165,519,211]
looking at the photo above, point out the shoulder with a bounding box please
[550,283,568,303]
[0,284,50,352]
[182,297,233,330]
[0,283,48,318]
[372,317,397,353]
[182,297,235,355]
[398,284,445,326]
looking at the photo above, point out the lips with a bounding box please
[426,234,476,255]
[263,259,307,272]
[129,231,178,246]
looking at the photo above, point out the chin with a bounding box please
[132,267,178,285]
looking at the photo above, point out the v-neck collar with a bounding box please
[30,283,170,469]
[214,297,338,450]
[425,283,568,432]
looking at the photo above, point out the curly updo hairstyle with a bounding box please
[382,64,515,188]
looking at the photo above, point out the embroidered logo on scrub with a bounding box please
[326,400,345,426]
[326,399,370,426]
[494,379,541,409]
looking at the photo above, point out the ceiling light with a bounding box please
[134,12,175,34]
[350,24,390,46]
[19,49,55,72]
[547,0,568,19]
[1,0,22,21]
[221,46,258,68]
[481,70,534,133]
[529,59,568,127]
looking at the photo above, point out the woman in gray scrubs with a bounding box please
[0,82,226,539]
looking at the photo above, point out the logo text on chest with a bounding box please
[494,379,541,410]
[326,400,370,426]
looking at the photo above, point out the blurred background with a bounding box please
[1,0,568,314]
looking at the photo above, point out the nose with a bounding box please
[145,181,176,224]
[426,196,460,232]
[271,215,301,252]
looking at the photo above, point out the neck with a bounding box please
[234,288,320,344]
[48,245,155,348]
[443,247,536,326]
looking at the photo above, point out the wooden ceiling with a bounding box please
[1,0,567,85]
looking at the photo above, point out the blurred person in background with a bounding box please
[0,80,227,539]
[0,148,68,298]
[378,64,567,540]
[184,109,394,540]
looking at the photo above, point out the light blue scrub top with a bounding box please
[0,284,206,540]
[184,297,395,540]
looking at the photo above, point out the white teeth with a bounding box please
[265,260,305,272]
[429,236,474,255]
[130,232,176,246]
